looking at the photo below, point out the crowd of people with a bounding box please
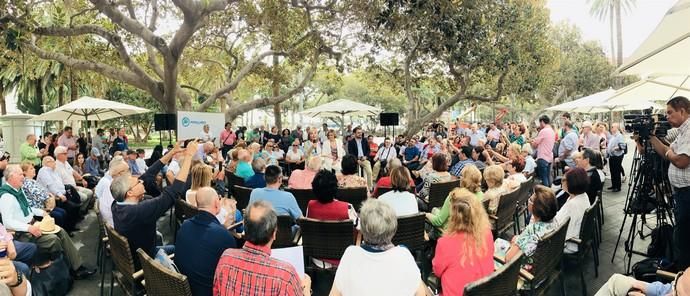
[0,96,687,296]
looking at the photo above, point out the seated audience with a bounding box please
[330,199,426,296]
[0,222,37,279]
[483,165,508,215]
[186,163,213,206]
[135,149,148,173]
[248,165,303,220]
[503,185,559,271]
[378,166,418,216]
[126,150,142,175]
[111,142,194,267]
[337,154,367,188]
[321,129,345,172]
[471,146,491,169]
[20,162,71,232]
[176,186,237,296]
[449,146,474,178]
[165,151,184,184]
[433,187,494,296]
[401,139,421,171]
[244,158,267,189]
[521,144,537,176]
[594,266,689,296]
[504,157,527,190]
[95,157,129,227]
[285,139,306,170]
[84,150,102,177]
[372,137,398,180]
[418,153,452,201]
[573,149,604,205]
[372,158,414,197]
[234,149,254,180]
[36,156,83,226]
[555,167,590,254]
[0,164,95,279]
[54,146,94,212]
[73,153,86,176]
[461,165,484,201]
[288,156,321,190]
[213,201,311,296]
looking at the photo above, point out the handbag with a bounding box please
[30,256,73,296]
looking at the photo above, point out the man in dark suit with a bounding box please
[347,126,373,190]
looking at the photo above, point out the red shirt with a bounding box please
[306,200,350,265]
[432,230,495,296]
[372,177,415,197]
[213,242,303,296]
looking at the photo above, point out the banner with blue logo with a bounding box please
[176,111,225,145]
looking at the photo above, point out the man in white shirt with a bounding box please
[0,164,95,279]
[372,137,397,180]
[57,127,78,164]
[199,124,213,143]
[95,158,130,227]
[36,156,82,232]
[54,146,94,212]
[135,149,148,173]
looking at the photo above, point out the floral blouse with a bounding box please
[337,174,367,188]
[22,179,50,209]
[515,220,557,271]
[419,171,452,200]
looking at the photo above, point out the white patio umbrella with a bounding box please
[598,100,665,111]
[30,96,151,122]
[604,75,690,106]
[300,99,382,123]
[616,0,690,75]
[545,89,615,113]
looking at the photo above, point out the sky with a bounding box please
[547,0,677,59]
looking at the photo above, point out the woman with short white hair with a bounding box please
[330,199,426,296]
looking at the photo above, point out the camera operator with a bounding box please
[649,96,690,270]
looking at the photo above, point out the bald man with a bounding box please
[175,187,237,296]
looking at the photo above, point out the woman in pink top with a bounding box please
[432,188,495,296]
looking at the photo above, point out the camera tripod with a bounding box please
[611,140,674,273]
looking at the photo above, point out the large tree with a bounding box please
[356,0,558,135]
[1,0,348,123]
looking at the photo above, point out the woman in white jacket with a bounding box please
[321,129,346,172]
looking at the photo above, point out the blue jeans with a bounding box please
[536,159,552,187]
[673,187,690,269]
[13,241,37,276]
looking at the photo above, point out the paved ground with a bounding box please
[68,153,658,296]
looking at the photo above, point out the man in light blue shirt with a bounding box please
[557,121,579,169]
[248,165,302,220]
[594,265,689,296]
[606,123,626,192]
[468,123,486,147]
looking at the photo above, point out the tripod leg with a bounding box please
[611,211,630,263]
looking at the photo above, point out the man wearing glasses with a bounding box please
[110,141,196,268]
[594,267,688,296]
[94,157,130,227]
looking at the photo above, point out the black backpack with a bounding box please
[632,258,661,282]
[647,223,674,260]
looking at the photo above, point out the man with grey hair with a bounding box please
[331,199,425,296]
[95,157,130,227]
[0,164,96,279]
[36,156,82,231]
[111,141,196,268]
[213,201,311,296]
[244,158,266,189]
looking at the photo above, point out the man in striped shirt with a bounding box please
[213,201,311,296]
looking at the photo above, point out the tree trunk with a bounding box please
[272,55,282,129]
[615,0,623,66]
[36,78,44,114]
[0,83,6,115]
[70,72,78,101]
[609,2,615,65]
[58,85,65,107]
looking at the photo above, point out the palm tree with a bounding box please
[588,0,637,66]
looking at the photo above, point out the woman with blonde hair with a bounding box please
[483,165,508,215]
[490,142,521,163]
[186,162,212,206]
[432,188,494,296]
[321,129,346,172]
[461,165,484,201]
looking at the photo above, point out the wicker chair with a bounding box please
[464,251,524,296]
[490,188,521,239]
[392,213,427,252]
[105,225,144,296]
[232,185,253,211]
[515,177,535,232]
[426,179,460,210]
[136,249,192,296]
[298,218,355,270]
[226,172,245,196]
[335,187,368,212]
[520,217,570,296]
[286,188,316,215]
[96,206,110,296]
[563,201,600,296]
[273,215,300,248]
